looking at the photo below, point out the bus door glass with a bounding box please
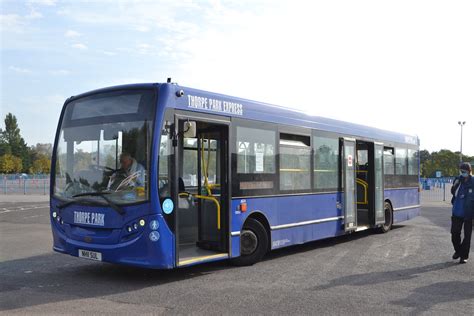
[342,138,357,231]
[374,142,385,225]
[175,117,229,266]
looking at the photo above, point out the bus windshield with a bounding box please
[53,89,156,205]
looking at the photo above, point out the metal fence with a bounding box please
[420,178,454,203]
[0,175,457,199]
[1,176,50,195]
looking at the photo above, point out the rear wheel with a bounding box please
[231,218,268,266]
[377,201,393,233]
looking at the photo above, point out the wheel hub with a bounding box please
[241,230,258,255]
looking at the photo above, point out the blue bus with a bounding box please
[50,81,420,268]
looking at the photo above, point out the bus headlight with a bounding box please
[52,211,57,218]
[139,219,145,227]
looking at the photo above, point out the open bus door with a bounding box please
[342,138,357,232]
[373,142,385,226]
[173,115,229,267]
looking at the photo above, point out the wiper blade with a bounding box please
[58,192,126,216]
[72,191,111,198]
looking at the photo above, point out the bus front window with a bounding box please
[53,89,155,204]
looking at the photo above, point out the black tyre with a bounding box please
[377,201,393,233]
[231,218,268,266]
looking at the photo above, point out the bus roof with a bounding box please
[170,84,419,147]
[68,82,419,147]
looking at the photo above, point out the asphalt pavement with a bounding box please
[0,198,473,315]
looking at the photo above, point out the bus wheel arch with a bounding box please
[231,212,270,266]
[377,200,393,233]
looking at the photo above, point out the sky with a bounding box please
[1,0,473,156]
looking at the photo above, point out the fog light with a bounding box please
[52,211,57,218]
[149,231,160,242]
[139,219,145,227]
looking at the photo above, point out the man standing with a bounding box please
[451,162,474,264]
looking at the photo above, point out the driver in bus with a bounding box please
[107,152,145,192]
[118,152,145,187]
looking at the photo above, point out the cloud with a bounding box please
[71,43,87,50]
[137,43,152,55]
[65,30,81,37]
[27,0,57,6]
[0,14,25,33]
[25,9,43,19]
[9,66,33,74]
[49,69,70,75]
[102,50,117,56]
[133,25,150,32]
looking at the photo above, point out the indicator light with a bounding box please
[133,223,138,230]
[239,201,247,212]
[127,226,132,233]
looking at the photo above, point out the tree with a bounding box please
[31,143,53,158]
[419,149,431,177]
[0,113,31,172]
[0,154,22,173]
[31,154,51,174]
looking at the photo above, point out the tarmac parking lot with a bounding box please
[0,196,473,315]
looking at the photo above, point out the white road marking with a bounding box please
[0,204,49,214]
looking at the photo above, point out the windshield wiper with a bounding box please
[57,192,126,216]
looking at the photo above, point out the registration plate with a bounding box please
[78,249,102,261]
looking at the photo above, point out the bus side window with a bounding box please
[313,134,339,191]
[233,124,277,197]
[383,148,395,175]
[279,133,311,192]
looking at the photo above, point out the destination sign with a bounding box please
[187,95,243,116]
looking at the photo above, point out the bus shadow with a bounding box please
[391,280,474,314]
[308,261,456,291]
[0,252,235,312]
[264,225,404,261]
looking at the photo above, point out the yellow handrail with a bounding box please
[356,178,368,205]
[200,138,212,196]
[178,192,221,230]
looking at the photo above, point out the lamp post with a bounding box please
[458,121,466,162]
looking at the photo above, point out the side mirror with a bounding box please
[183,121,196,138]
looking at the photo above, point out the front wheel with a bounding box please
[377,201,393,233]
[231,218,268,266]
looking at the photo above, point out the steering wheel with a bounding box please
[115,173,139,191]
